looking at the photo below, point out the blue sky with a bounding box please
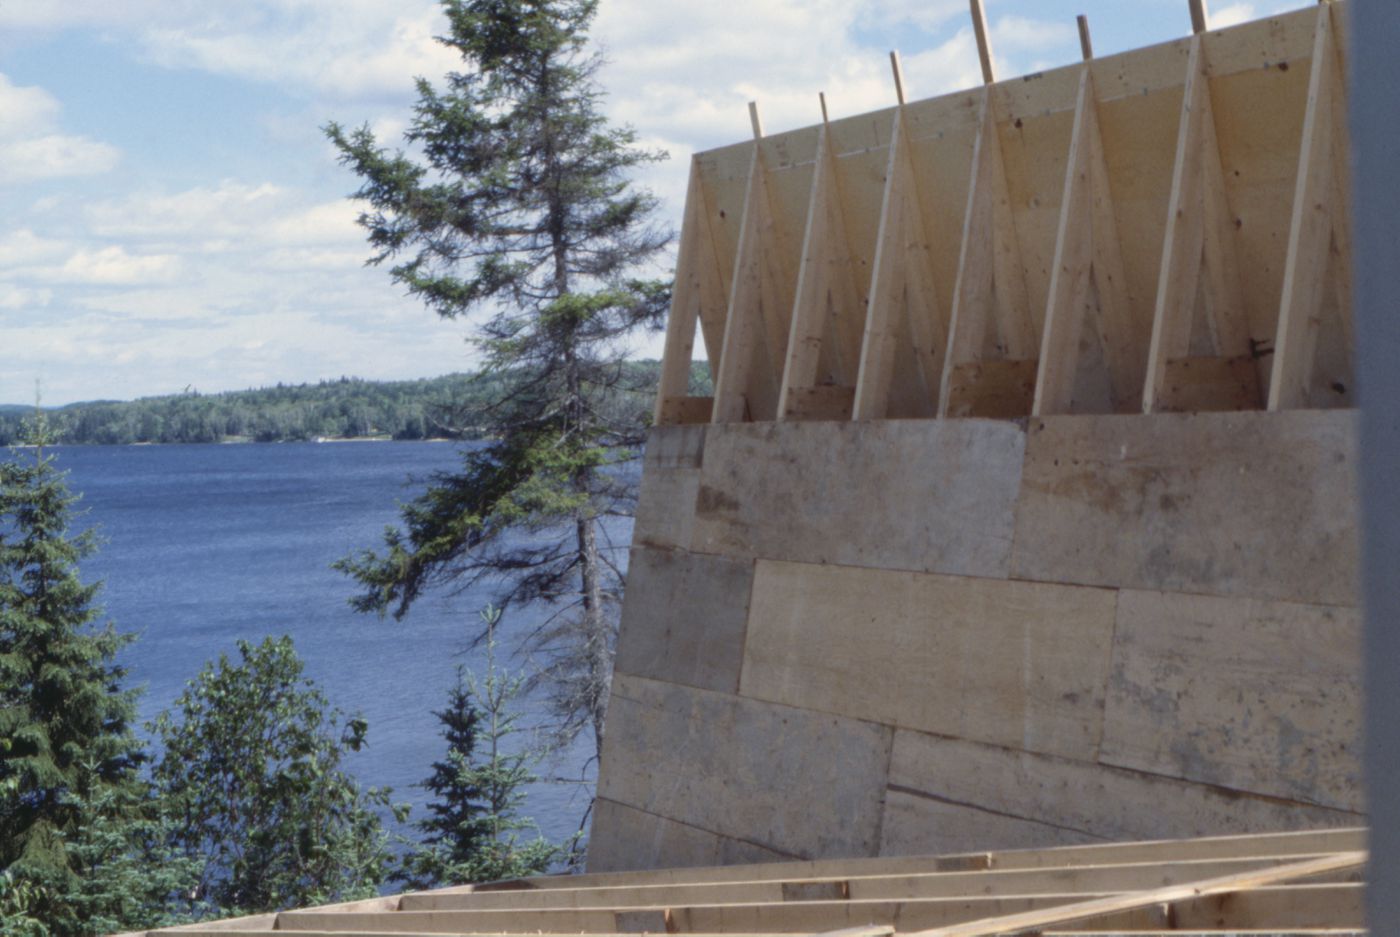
[0,0,1297,405]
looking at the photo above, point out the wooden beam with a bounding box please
[711,145,791,423]
[1190,0,1210,34]
[748,100,764,140]
[1077,14,1094,60]
[655,158,726,424]
[937,88,1034,417]
[969,0,996,84]
[889,51,906,106]
[902,850,1366,937]
[852,108,945,419]
[1269,4,1346,410]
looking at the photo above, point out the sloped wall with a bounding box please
[587,411,1363,871]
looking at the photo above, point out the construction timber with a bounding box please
[593,0,1363,883]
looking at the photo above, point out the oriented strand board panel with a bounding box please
[880,789,1101,857]
[597,674,894,860]
[691,419,1026,578]
[586,798,793,874]
[1100,588,1363,812]
[1010,410,1359,605]
[632,425,706,551]
[888,729,1362,846]
[741,559,1117,761]
[614,547,754,694]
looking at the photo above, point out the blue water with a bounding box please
[48,441,603,851]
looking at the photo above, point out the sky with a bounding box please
[0,0,1301,406]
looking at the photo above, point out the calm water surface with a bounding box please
[53,440,602,850]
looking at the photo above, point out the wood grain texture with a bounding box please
[741,560,1117,761]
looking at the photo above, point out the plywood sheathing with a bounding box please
[596,408,1364,870]
[657,4,1352,425]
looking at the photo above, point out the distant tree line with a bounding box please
[0,361,709,447]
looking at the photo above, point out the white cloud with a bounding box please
[59,247,182,285]
[0,73,119,184]
[1211,4,1258,28]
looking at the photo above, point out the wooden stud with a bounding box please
[710,144,792,423]
[1033,67,1143,416]
[937,88,1034,417]
[1269,4,1347,410]
[1077,15,1094,60]
[1190,0,1210,34]
[777,124,863,421]
[852,109,946,419]
[1141,34,1258,413]
[889,51,907,106]
[748,101,764,140]
[969,0,997,84]
[654,158,725,426]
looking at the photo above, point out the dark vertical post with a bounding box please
[1351,0,1400,924]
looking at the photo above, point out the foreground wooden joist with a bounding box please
[119,828,1368,936]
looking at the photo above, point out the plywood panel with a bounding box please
[1010,410,1359,606]
[614,548,754,695]
[692,420,1025,578]
[741,560,1116,761]
[888,729,1361,848]
[880,790,1100,858]
[1101,588,1362,812]
[632,425,705,551]
[598,674,893,860]
[586,798,793,874]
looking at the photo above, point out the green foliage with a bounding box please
[398,607,564,888]
[149,636,396,917]
[0,363,707,448]
[0,441,179,936]
[327,0,671,768]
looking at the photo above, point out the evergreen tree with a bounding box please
[326,0,671,762]
[149,636,396,917]
[0,434,180,935]
[398,607,563,888]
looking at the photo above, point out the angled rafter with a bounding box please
[1268,2,1351,410]
[654,157,727,425]
[852,107,947,419]
[711,139,795,423]
[937,88,1035,418]
[1033,66,1143,415]
[778,123,864,421]
[1141,33,1260,414]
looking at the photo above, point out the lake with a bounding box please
[48,440,606,852]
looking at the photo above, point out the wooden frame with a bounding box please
[656,3,1352,425]
[125,827,1367,936]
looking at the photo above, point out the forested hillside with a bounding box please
[0,362,709,446]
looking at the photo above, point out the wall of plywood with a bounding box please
[589,411,1362,871]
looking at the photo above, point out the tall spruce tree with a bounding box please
[0,435,180,935]
[326,0,670,759]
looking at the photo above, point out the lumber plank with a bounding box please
[778,126,863,420]
[900,850,1365,937]
[712,145,793,423]
[938,88,1035,418]
[853,108,945,420]
[1269,4,1345,411]
[1142,35,1211,413]
[550,827,1365,891]
[656,158,727,424]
